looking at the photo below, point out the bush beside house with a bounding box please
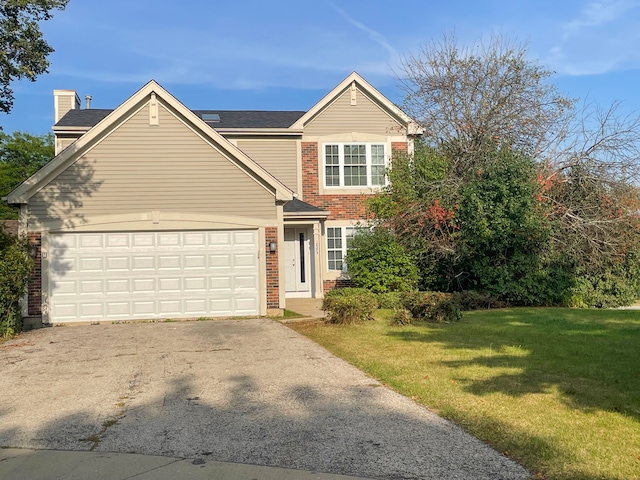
[0,229,33,337]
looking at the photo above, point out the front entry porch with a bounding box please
[282,199,329,300]
[284,226,314,297]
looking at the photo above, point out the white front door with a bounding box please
[284,227,311,296]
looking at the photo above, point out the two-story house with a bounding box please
[5,72,421,324]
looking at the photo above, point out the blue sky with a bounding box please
[2,0,640,134]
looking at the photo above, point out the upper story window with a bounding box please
[324,143,386,188]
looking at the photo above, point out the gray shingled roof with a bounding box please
[193,110,305,129]
[55,109,305,129]
[284,198,326,213]
[55,109,112,127]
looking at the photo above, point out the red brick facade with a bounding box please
[391,142,408,154]
[265,227,280,309]
[301,142,368,220]
[301,141,408,221]
[323,278,354,292]
[27,232,42,316]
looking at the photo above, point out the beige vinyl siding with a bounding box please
[29,103,277,224]
[236,139,298,191]
[304,87,404,136]
[56,96,73,122]
[57,136,80,152]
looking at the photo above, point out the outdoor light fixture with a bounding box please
[269,242,277,252]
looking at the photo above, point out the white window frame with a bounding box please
[323,143,387,188]
[326,226,359,272]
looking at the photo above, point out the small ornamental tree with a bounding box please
[345,228,418,293]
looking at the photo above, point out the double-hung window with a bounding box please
[324,143,386,188]
[326,226,357,271]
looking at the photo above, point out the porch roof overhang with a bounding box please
[283,198,330,220]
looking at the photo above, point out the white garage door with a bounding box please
[48,230,260,322]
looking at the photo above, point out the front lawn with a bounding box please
[289,308,640,480]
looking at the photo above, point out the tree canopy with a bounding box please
[369,34,640,307]
[0,0,69,114]
[0,130,53,218]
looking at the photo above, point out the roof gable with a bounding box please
[291,72,422,134]
[8,81,294,204]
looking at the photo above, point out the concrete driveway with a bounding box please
[0,319,530,480]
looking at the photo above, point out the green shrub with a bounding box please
[565,271,640,308]
[391,307,413,326]
[377,291,402,309]
[428,297,462,322]
[322,288,378,324]
[0,232,33,338]
[401,291,461,323]
[345,228,419,293]
[324,287,372,299]
[452,290,508,310]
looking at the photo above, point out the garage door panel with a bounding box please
[234,231,258,246]
[107,256,130,271]
[210,298,232,315]
[80,303,103,318]
[209,254,231,268]
[158,255,181,269]
[184,277,207,291]
[184,232,206,246]
[159,278,181,292]
[80,280,103,294]
[158,233,180,247]
[159,300,181,315]
[234,275,257,289]
[184,255,206,269]
[107,279,130,293]
[210,277,232,290]
[54,280,77,295]
[132,301,155,316]
[133,278,156,293]
[234,253,257,268]
[79,234,103,249]
[132,256,155,270]
[49,230,260,322]
[106,302,130,317]
[132,233,154,247]
[106,234,129,249]
[79,257,104,272]
[209,232,231,245]
[184,299,207,314]
[235,296,259,313]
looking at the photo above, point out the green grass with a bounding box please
[289,308,640,480]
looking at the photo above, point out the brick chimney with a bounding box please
[53,90,81,123]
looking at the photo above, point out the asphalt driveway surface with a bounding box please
[0,319,530,480]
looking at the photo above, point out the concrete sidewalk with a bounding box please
[0,449,373,480]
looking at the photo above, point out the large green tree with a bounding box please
[371,34,640,306]
[0,0,69,114]
[0,130,53,218]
